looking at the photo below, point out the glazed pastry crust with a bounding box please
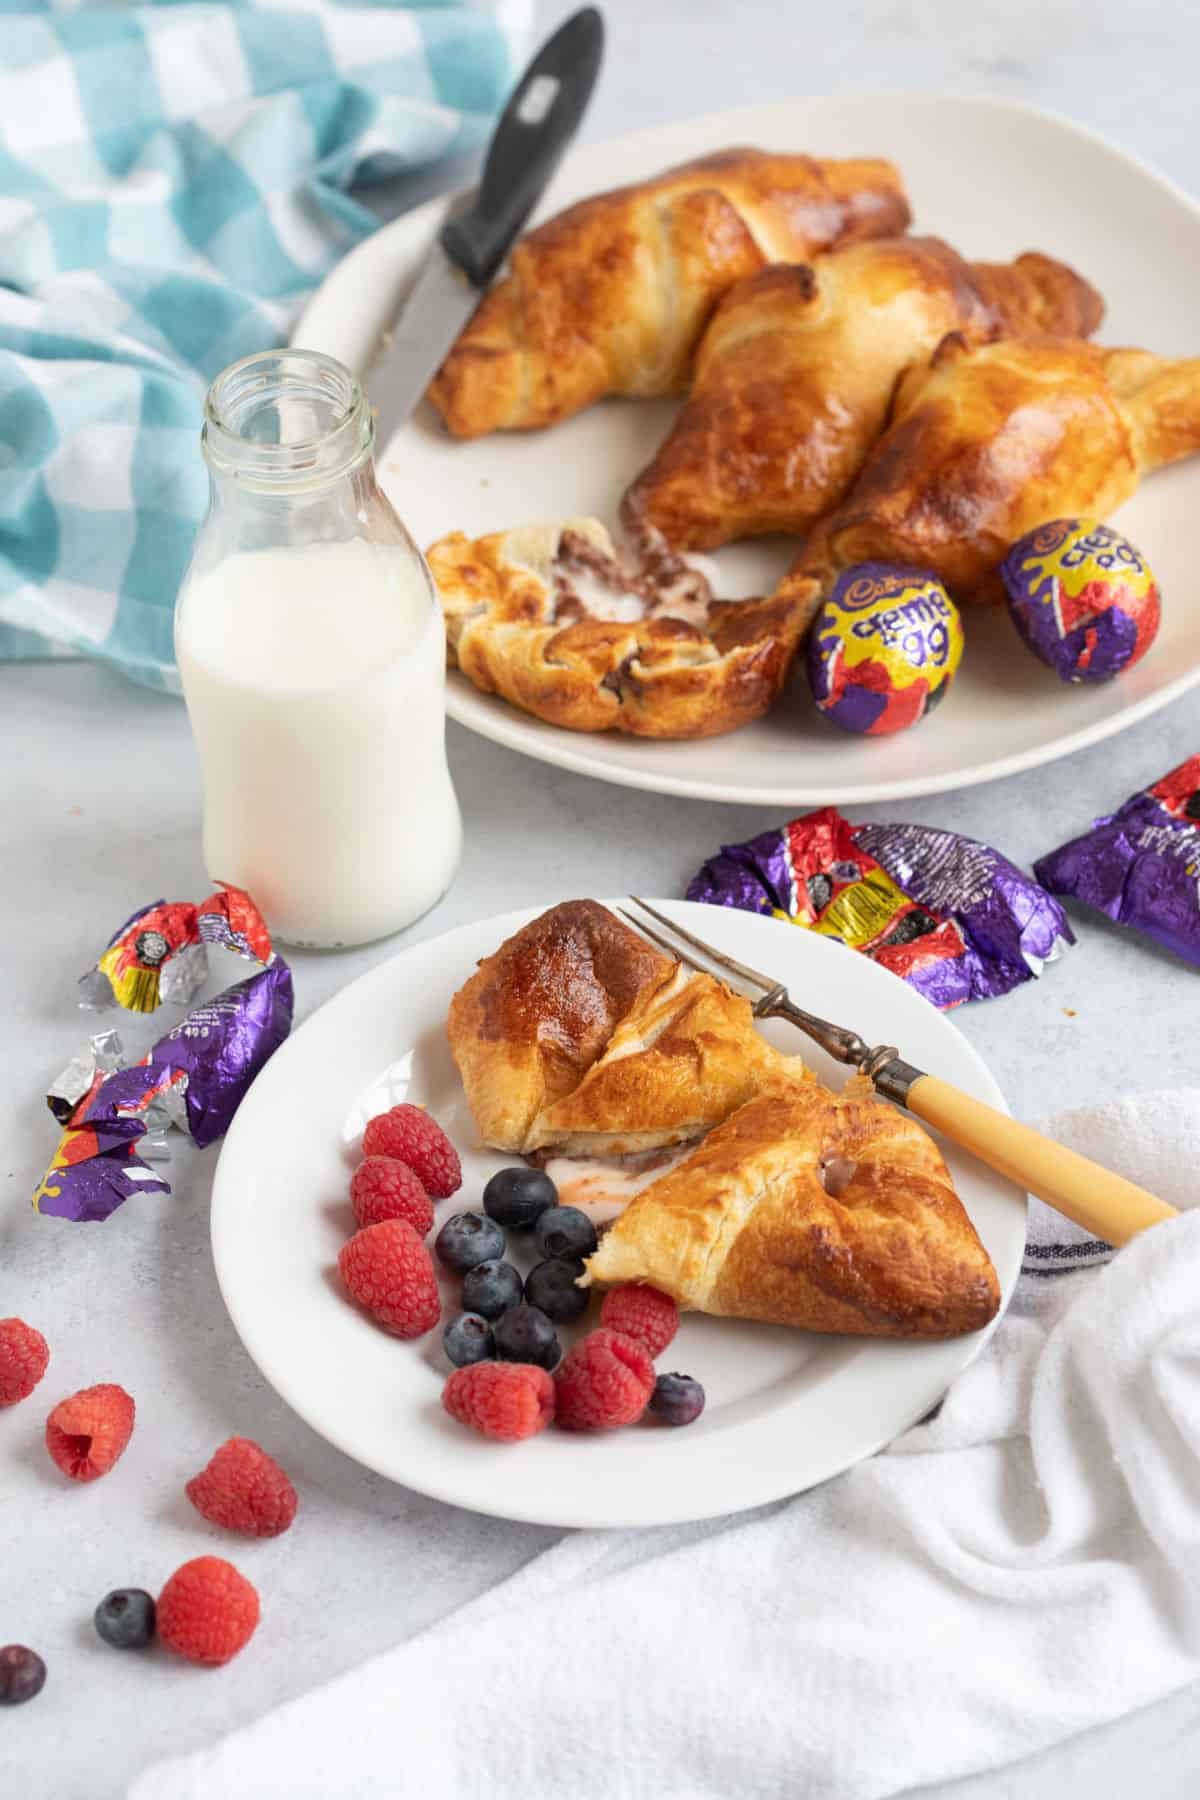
[427,147,911,438]
[428,518,805,739]
[776,333,1200,621]
[625,239,1104,550]
[585,1075,1001,1340]
[447,900,808,1156]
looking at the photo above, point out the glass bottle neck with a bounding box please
[203,349,374,497]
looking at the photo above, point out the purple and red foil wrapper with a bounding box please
[688,808,1073,1010]
[37,887,292,1222]
[1035,754,1200,965]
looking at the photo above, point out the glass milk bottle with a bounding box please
[175,349,461,948]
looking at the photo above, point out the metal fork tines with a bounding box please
[620,897,925,1106]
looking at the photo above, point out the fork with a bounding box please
[621,898,1177,1248]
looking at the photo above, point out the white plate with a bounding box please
[211,900,1026,1529]
[295,92,1200,806]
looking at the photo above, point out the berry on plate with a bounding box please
[350,1157,433,1235]
[534,1205,598,1263]
[648,1373,706,1427]
[45,1383,135,1482]
[362,1104,461,1199]
[186,1438,298,1538]
[493,1304,560,1371]
[338,1220,441,1339]
[600,1284,679,1358]
[554,1329,655,1431]
[460,1259,524,1322]
[94,1589,157,1650]
[434,1211,505,1274]
[523,1258,589,1324]
[482,1166,558,1232]
[443,1362,554,1441]
[0,1645,46,1706]
[0,1317,49,1408]
[157,1557,260,1667]
[444,1313,495,1368]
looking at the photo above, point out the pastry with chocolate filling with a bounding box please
[584,1073,1001,1340]
[447,899,809,1156]
[428,517,802,738]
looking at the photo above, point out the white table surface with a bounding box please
[4,2,1200,1794]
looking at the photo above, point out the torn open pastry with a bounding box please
[584,1074,1001,1340]
[446,899,810,1158]
[427,518,805,738]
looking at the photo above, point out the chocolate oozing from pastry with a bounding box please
[819,1153,859,1198]
[551,525,714,633]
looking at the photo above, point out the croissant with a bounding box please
[426,147,911,439]
[624,237,1104,550]
[775,332,1200,626]
[585,1074,1001,1339]
[428,517,804,738]
[447,900,808,1156]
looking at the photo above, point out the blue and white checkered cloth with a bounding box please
[0,0,530,690]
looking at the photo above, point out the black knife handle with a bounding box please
[439,7,605,289]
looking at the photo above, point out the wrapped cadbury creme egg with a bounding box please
[1000,517,1160,683]
[806,564,963,734]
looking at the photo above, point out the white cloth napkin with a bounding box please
[132,1090,1200,1800]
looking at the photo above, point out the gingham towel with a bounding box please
[0,0,530,690]
[133,1090,1200,1799]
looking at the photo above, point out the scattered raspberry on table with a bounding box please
[157,1557,260,1666]
[349,1156,434,1235]
[599,1284,679,1358]
[45,1383,135,1481]
[0,1318,49,1407]
[338,1218,441,1338]
[186,1438,298,1538]
[361,1104,462,1199]
[554,1329,656,1431]
[443,1361,555,1441]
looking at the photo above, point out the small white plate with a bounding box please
[295,92,1200,806]
[211,901,1026,1530]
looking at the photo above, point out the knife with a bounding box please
[372,6,605,432]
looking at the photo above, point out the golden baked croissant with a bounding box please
[428,517,804,738]
[776,332,1200,623]
[447,900,808,1155]
[426,147,911,439]
[585,1075,1001,1339]
[624,238,1104,550]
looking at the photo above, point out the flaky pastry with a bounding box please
[585,1075,1001,1339]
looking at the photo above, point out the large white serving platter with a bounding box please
[295,92,1200,805]
[211,900,1026,1529]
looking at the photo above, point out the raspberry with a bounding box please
[186,1438,298,1538]
[45,1383,135,1481]
[350,1157,434,1235]
[443,1361,555,1441]
[338,1219,441,1338]
[0,1318,49,1407]
[157,1557,259,1666]
[362,1104,461,1199]
[599,1284,679,1358]
[554,1329,655,1431]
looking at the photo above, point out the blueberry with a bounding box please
[435,1211,505,1274]
[443,1313,495,1368]
[493,1303,561,1371]
[461,1260,524,1322]
[483,1166,558,1232]
[0,1645,46,1705]
[94,1589,156,1651]
[534,1205,597,1263]
[523,1258,589,1324]
[648,1373,705,1427]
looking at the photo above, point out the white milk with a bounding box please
[175,537,461,948]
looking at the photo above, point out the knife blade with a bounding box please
[371,6,605,436]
